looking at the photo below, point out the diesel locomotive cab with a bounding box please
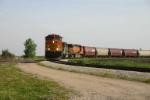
[45,34,63,60]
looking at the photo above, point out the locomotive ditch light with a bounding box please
[53,40,54,43]
[56,48,59,51]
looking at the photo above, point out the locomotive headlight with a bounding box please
[53,40,54,43]
[48,48,50,51]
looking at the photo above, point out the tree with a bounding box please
[24,38,37,58]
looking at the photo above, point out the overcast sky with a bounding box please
[0,0,150,56]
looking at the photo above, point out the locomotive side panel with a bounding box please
[138,50,150,57]
[109,48,123,57]
[83,46,96,57]
[68,44,83,54]
[68,44,73,53]
[96,48,109,57]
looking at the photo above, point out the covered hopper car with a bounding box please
[109,48,123,57]
[123,49,138,57]
[83,46,96,57]
[138,50,150,57]
[96,48,109,57]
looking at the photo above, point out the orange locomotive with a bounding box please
[45,34,83,60]
[45,34,64,60]
[68,44,84,58]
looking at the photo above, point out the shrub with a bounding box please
[1,49,15,60]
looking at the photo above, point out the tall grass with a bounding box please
[0,64,70,100]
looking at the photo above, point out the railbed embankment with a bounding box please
[40,61,150,80]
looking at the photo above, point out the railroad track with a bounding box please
[51,59,150,73]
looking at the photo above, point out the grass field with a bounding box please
[33,57,46,62]
[0,64,71,100]
[68,58,150,68]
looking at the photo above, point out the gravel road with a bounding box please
[18,62,150,100]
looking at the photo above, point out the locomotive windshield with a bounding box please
[46,37,62,41]
[46,35,62,41]
[46,37,53,41]
[55,37,62,41]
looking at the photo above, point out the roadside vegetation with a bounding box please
[68,58,150,68]
[32,56,46,62]
[0,49,15,60]
[0,64,71,100]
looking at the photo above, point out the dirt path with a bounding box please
[18,63,150,100]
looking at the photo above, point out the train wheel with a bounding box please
[69,54,72,58]
[80,54,82,58]
[82,55,85,58]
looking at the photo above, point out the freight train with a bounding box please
[45,34,150,60]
